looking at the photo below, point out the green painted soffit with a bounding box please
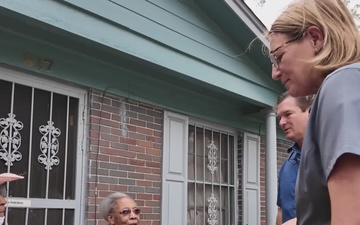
[0,20,290,137]
[0,12,273,133]
[194,0,276,79]
[0,0,284,108]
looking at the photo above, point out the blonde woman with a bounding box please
[267,0,360,225]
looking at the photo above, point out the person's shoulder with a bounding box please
[325,62,360,81]
[319,62,360,94]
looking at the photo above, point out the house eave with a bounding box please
[224,0,269,48]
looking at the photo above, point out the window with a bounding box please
[187,124,236,225]
[0,67,86,225]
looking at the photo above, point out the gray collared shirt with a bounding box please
[296,62,360,225]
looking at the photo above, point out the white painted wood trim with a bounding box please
[242,132,261,225]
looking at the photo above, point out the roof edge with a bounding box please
[224,0,269,48]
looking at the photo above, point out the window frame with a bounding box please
[188,118,238,225]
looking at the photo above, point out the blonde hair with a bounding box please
[268,0,360,76]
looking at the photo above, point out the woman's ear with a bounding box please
[306,26,324,51]
[107,213,114,225]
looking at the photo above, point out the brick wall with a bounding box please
[260,135,291,225]
[87,90,163,225]
[85,89,292,225]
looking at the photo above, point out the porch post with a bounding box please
[266,109,277,225]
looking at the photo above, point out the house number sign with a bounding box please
[23,53,54,72]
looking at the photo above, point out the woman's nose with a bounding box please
[272,66,281,80]
[129,211,138,219]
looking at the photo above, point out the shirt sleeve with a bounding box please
[315,66,360,180]
[277,181,281,207]
[277,164,283,207]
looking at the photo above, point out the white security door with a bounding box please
[0,66,87,225]
[242,133,260,225]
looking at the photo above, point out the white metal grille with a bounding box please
[0,113,24,166]
[0,67,86,225]
[187,123,236,225]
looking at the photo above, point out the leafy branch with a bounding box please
[245,0,360,29]
[344,0,360,29]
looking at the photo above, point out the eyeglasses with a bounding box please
[111,207,141,216]
[269,35,303,68]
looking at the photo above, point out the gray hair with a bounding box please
[99,192,130,221]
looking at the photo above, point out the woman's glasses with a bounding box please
[109,207,141,216]
[269,33,306,68]
[119,207,141,215]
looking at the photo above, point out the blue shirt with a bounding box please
[277,143,301,223]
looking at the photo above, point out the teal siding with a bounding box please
[0,0,283,133]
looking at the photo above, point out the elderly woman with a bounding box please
[267,0,360,225]
[99,192,141,225]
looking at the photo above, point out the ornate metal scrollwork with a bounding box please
[0,113,23,166]
[207,193,218,225]
[38,121,61,170]
[207,140,218,174]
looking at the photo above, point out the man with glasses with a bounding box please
[275,92,313,225]
[0,173,24,225]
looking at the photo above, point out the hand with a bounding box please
[282,218,296,225]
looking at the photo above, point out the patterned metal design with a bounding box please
[0,113,23,166]
[207,193,218,225]
[38,121,61,170]
[207,140,218,174]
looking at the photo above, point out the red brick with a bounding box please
[109,156,128,164]
[129,158,146,167]
[138,127,153,135]
[136,167,151,174]
[137,140,153,148]
[118,149,136,158]
[129,145,146,153]
[136,180,152,187]
[137,193,153,200]
[90,116,100,124]
[146,148,161,156]
[120,137,137,145]
[145,161,160,168]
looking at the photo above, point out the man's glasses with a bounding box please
[269,33,305,68]
[110,207,141,216]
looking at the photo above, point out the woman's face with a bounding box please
[0,195,6,217]
[270,32,324,97]
[107,197,140,225]
[0,185,7,217]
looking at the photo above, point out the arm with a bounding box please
[276,208,282,225]
[282,218,296,225]
[328,153,360,225]
[315,68,360,224]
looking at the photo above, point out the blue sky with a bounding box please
[245,0,290,29]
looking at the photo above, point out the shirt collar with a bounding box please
[288,142,301,153]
